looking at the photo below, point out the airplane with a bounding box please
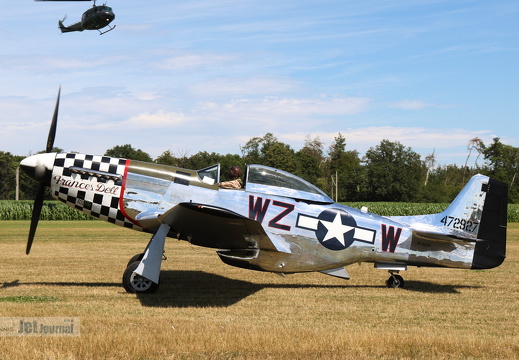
[20,89,508,293]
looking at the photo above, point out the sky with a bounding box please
[1,0,518,166]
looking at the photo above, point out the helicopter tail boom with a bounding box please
[58,19,84,33]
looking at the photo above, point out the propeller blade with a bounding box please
[27,184,45,255]
[26,87,61,254]
[46,86,60,153]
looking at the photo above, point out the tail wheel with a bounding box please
[386,274,404,288]
[123,261,159,294]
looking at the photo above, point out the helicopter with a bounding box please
[35,0,116,35]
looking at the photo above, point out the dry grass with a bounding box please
[0,220,518,359]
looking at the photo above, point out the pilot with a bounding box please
[219,166,243,189]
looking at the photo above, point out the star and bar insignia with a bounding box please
[296,209,376,250]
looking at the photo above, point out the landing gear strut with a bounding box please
[386,271,404,288]
[122,222,171,294]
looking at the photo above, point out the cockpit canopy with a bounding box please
[245,165,333,203]
[196,164,333,203]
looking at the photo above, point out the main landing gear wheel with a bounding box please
[386,274,405,288]
[123,261,159,294]
[126,253,144,267]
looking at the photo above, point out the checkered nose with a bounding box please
[20,153,57,186]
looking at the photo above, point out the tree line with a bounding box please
[2,133,518,203]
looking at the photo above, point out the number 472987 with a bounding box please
[440,216,478,232]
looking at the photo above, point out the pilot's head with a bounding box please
[229,166,242,179]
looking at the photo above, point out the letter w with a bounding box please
[249,195,270,223]
[381,224,402,253]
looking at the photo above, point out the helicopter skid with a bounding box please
[98,25,116,35]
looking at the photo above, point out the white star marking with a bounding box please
[321,212,355,246]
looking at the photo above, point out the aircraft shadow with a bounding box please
[1,273,481,308]
[0,279,119,289]
[136,271,479,308]
[139,270,265,308]
[402,280,480,294]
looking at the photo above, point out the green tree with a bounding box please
[326,133,364,201]
[261,142,298,174]
[155,150,178,166]
[0,152,42,200]
[184,151,220,170]
[104,144,153,162]
[462,137,484,184]
[0,151,16,200]
[482,137,519,202]
[296,136,324,186]
[241,133,278,165]
[364,139,425,201]
[419,164,464,202]
[241,133,299,173]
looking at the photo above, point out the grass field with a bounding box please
[0,221,518,359]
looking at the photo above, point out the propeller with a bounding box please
[25,87,61,255]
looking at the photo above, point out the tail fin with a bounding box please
[58,20,67,32]
[472,177,508,268]
[441,174,508,269]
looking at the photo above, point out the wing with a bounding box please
[153,203,278,252]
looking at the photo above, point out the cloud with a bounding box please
[1,55,126,72]
[390,99,435,110]
[134,91,162,101]
[126,110,187,127]
[188,76,302,97]
[152,51,238,71]
[195,95,371,124]
[339,126,493,149]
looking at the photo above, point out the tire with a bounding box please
[126,253,144,267]
[122,261,159,294]
[386,274,405,288]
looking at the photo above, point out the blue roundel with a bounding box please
[316,209,357,250]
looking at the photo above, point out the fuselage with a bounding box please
[82,6,115,30]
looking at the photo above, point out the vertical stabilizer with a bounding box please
[472,177,508,269]
[439,175,507,268]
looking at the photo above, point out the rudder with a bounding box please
[472,177,508,269]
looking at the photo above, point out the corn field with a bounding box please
[345,202,448,216]
[0,201,93,220]
[0,200,518,222]
[346,202,519,222]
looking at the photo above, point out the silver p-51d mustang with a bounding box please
[20,90,508,293]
